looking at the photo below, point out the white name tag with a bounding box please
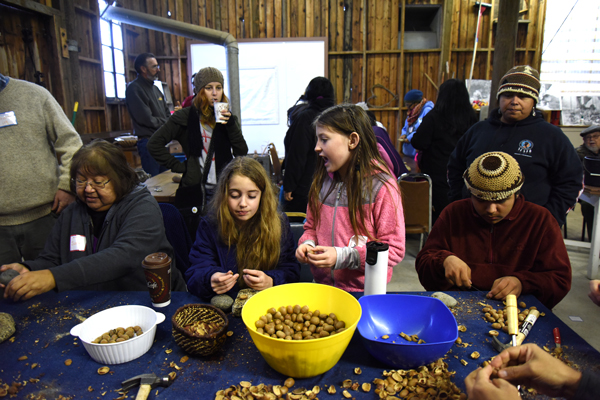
[70,235,87,252]
[0,111,17,128]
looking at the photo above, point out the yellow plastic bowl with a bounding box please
[241,283,362,378]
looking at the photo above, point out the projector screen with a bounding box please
[188,38,327,156]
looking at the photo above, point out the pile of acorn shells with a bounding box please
[372,359,466,400]
[213,359,466,400]
[479,301,543,337]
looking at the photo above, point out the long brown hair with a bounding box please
[308,104,397,241]
[193,86,230,129]
[209,157,282,283]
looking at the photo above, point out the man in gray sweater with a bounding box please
[125,53,171,176]
[0,72,82,264]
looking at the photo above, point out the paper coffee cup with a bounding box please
[214,102,229,124]
[142,252,172,307]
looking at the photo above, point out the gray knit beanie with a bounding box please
[193,67,224,91]
[464,152,524,201]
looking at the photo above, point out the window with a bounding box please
[541,0,600,95]
[99,0,126,99]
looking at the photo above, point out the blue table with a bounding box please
[1,290,599,399]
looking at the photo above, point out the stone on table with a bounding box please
[232,289,257,317]
[211,294,234,311]
[432,292,457,308]
[0,313,16,343]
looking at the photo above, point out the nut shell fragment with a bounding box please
[97,366,110,375]
[489,330,499,337]
[458,325,467,332]
[64,359,72,366]
[361,382,371,392]
[284,378,295,388]
[342,389,352,398]
[354,367,362,375]
[327,385,336,394]
[470,351,481,359]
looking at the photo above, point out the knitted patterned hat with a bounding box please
[193,67,224,91]
[463,152,524,201]
[497,65,540,103]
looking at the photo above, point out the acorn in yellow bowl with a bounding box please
[241,283,362,378]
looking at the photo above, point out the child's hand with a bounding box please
[210,271,239,294]
[295,244,313,263]
[306,246,337,269]
[242,269,273,291]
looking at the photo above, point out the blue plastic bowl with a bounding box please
[357,294,458,369]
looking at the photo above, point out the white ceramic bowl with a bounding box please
[70,305,165,365]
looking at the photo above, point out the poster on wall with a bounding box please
[537,83,562,111]
[465,79,491,109]
[561,96,600,126]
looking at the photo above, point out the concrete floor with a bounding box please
[388,204,600,352]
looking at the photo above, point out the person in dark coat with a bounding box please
[1,140,187,301]
[576,125,600,239]
[411,79,478,224]
[282,77,335,213]
[125,53,171,176]
[447,65,582,228]
[148,67,248,237]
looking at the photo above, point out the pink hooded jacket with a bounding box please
[299,171,405,292]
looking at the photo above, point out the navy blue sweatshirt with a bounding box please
[448,108,582,227]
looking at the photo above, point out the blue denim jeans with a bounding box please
[137,137,167,177]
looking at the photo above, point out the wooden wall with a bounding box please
[0,0,547,147]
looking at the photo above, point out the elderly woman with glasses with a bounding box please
[0,140,187,301]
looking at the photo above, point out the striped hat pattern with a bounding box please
[463,152,524,201]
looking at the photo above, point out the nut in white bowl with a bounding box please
[70,305,165,365]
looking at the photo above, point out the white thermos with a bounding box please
[364,241,389,296]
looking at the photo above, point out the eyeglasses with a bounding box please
[585,134,600,141]
[73,178,111,190]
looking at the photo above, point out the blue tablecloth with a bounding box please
[1,290,599,399]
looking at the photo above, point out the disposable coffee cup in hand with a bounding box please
[214,102,229,124]
[142,252,172,307]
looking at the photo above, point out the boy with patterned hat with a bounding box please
[416,151,572,309]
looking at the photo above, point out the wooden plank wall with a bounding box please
[0,0,548,146]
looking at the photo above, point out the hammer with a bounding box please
[121,373,173,400]
[492,308,540,353]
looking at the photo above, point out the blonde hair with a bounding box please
[193,87,230,129]
[309,104,397,241]
[209,157,282,284]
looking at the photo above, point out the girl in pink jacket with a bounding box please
[295,104,405,292]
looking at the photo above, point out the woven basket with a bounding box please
[172,304,229,356]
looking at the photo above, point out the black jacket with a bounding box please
[125,77,171,138]
[282,105,324,196]
[26,185,187,292]
[148,106,248,188]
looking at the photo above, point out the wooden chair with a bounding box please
[398,173,432,251]
[267,143,282,184]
